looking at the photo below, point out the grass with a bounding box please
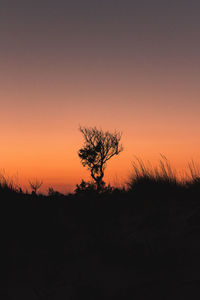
[2,158,200,299]
[0,172,20,194]
[1,155,199,198]
[127,155,200,192]
[127,155,179,190]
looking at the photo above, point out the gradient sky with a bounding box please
[1,0,200,193]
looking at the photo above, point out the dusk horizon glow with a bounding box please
[1,0,200,193]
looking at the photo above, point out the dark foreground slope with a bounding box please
[2,184,200,299]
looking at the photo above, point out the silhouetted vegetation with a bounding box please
[29,178,43,194]
[78,126,123,191]
[3,158,200,299]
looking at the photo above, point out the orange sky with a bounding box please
[0,1,200,193]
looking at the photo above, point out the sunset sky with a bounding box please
[1,0,200,193]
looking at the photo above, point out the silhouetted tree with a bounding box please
[78,126,123,191]
[29,179,43,195]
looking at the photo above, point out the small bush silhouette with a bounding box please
[75,179,97,194]
[29,179,43,194]
[48,187,64,197]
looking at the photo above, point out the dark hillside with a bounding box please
[2,181,200,299]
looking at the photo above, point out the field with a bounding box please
[2,159,200,299]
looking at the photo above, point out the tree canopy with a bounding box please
[78,126,123,190]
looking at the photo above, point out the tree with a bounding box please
[29,179,43,195]
[78,126,123,191]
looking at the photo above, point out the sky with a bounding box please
[1,0,200,193]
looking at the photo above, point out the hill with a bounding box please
[2,177,200,299]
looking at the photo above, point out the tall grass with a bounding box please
[0,172,21,193]
[0,157,200,197]
[127,155,200,193]
[188,160,200,182]
[127,155,178,190]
